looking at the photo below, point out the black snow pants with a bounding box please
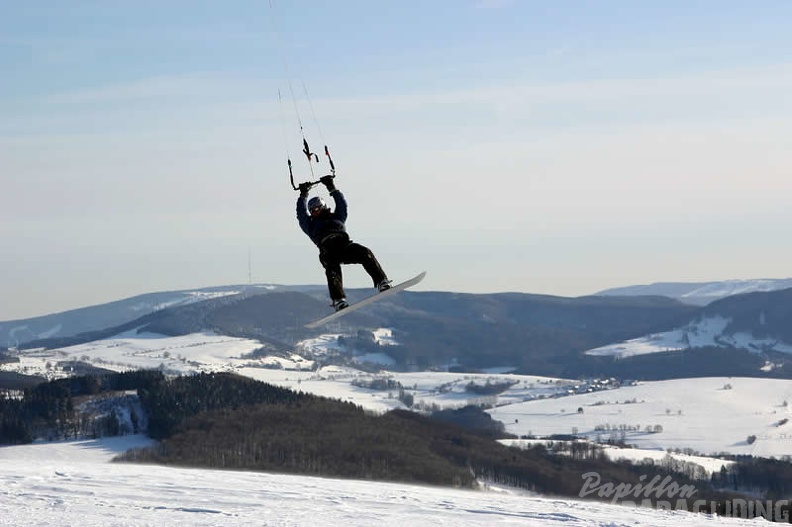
[318,233,387,301]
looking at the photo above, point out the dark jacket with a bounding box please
[297,189,349,248]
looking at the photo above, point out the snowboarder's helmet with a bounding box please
[307,196,326,214]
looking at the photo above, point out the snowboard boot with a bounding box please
[333,298,349,311]
[377,279,392,292]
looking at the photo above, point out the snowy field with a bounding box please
[0,437,762,527]
[5,329,269,379]
[490,376,792,458]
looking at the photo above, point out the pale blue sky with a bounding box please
[2,1,792,320]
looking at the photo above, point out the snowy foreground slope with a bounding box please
[0,437,760,527]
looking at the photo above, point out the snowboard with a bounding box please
[305,271,426,329]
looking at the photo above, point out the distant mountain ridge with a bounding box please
[596,278,792,305]
[0,284,324,348]
[6,277,787,347]
[4,278,792,382]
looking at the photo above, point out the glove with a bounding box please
[298,182,311,197]
[320,175,337,192]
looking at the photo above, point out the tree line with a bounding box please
[713,456,792,501]
[0,370,162,443]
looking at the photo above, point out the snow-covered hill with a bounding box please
[5,329,792,459]
[585,314,792,359]
[0,436,764,526]
[596,278,792,305]
[0,283,320,348]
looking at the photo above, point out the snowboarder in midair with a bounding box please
[297,176,391,311]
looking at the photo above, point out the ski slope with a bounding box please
[0,437,761,527]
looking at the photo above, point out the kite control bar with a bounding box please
[289,161,335,191]
[289,140,337,191]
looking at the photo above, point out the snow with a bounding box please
[2,330,267,380]
[681,279,792,303]
[127,290,243,313]
[8,328,792,481]
[0,437,762,526]
[8,331,792,457]
[297,333,347,357]
[596,278,792,305]
[7,283,792,523]
[372,328,398,346]
[500,439,734,475]
[597,444,732,473]
[3,332,792,524]
[585,315,792,358]
[489,377,792,458]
